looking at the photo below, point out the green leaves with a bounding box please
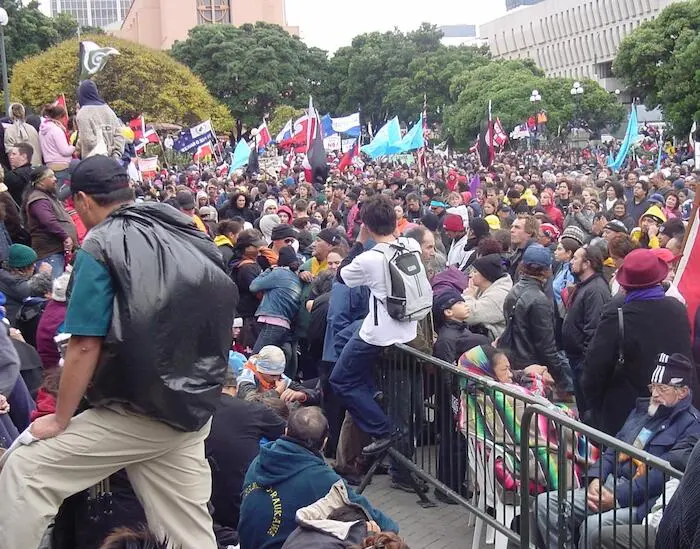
[614,0,700,136]
[171,23,328,128]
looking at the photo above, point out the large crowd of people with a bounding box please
[0,79,699,549]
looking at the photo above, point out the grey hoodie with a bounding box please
[282,481,370,549]
[0,323,20,395]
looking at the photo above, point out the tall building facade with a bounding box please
[480,0,680,91]
[116,0,299,50]
[506,0,544,10]
[50,0,131,28]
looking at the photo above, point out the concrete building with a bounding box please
[480,0,680,91]
[506,0,544,10]
[439,24,487,47]
[49,0,131,28]
[116,0,299,50]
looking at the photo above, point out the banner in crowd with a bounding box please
[321,112,361,138]
[361,116,401,159]
[673,198,700,339]
[324,134,341,151]
[138,156,158,177]
[229,139,251,174]
[173,120,215,153]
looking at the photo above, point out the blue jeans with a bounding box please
[8,376,36,433]
[39,252,65,280]
[329,333,391,439]
[568,355,588,415]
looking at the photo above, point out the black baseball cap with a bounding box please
[69,155,129,197]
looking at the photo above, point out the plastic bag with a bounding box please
[81,203,238,431]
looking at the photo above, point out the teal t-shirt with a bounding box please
[64,249,114,337]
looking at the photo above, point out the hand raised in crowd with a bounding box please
[0,394,9,414]
[648,223,659,238]
[275,379,288,395]
[9,328,25,343]
[299,271,314,283]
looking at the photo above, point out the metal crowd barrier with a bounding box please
[360,343,684,549]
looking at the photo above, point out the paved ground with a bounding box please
[363,474,477,548]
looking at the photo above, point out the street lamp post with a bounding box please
[570,81,584,128]
[529,89,542,148]
[0,8,9,117]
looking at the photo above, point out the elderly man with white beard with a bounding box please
[535,353,700,549]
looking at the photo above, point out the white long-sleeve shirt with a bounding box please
[340,237,419,346]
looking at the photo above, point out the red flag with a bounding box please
[129,115,145,140]
[193,143,213,162]
[493,118,508,148]
[673,199,700,340]
[338,141,358,171]
[53,94,70,139]
[255,121,272,150]
[278,113,317,153]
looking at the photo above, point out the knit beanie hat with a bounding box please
[561,225,586,247]
[8,244,37,269]
[651,353,693,387]
[472,254,506,283]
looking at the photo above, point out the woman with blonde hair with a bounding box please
[4,103,41,166]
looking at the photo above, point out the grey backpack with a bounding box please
[373,238,433,322]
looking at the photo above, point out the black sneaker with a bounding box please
[391,477,429,494]
[362,430,401,455]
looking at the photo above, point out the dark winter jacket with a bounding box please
[432,320,490,364]
[582,296,693,436]
[230,256,263,318]
[508,239,536,283]
[4,164,32,206]
[0,269,30,325]
[206,394,286,529]
[656,438,700,549]
[501,276,570,388]
[238,437,398,549]
[588,395,700,522]
[561,273,611,359]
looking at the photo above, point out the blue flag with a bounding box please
[229,139,251,174]
[361,117,401,159]
[397,115,424,153]
[608,106,638,172]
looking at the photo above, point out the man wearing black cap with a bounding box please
[0,155,238,549]
[537,352,700,549]
[602,220,628,242]
[300,228,344,280]
[270,224,298,254]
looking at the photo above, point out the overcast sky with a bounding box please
[285,0,506,53]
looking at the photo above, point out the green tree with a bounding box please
[171,23,330,136]
[10,35,232,130]
[614,0,700,135]
[443,59,623,148]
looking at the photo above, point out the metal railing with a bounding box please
[360,343,685,549]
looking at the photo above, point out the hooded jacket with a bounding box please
[463,275,513,340]
[630,204,667,249]
[0,270,31,325]
[561,272,611,359]
[75,81,125,160]
[4,117,41,166]
[238,437,397,549]
[39,119,74,166]
[282,481,370,549]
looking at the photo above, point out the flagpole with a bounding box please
[488,100,495,166]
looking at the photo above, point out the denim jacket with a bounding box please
[249,267,302,322]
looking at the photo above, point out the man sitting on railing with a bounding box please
[535,353,700,549]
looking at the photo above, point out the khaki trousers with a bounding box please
[334,411,371,475]
[0,405,217,549]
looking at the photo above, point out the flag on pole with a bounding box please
[229,139,251,174]
[129,115,161,152]
[656,128,664,172]
[689,122,696,154]
[305,96,315,153]
[275,119,293,143]
[493,118,508,148]
[79,41,119,81]
[397,115,424,153]
[672,196,700,341]
[193,143,213,162]
[278,114,315,152]
[477,102,495,168]
[360,117,402,159]
[303,110,328,185]
[254,121,272,151]
[608,105,639,172]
